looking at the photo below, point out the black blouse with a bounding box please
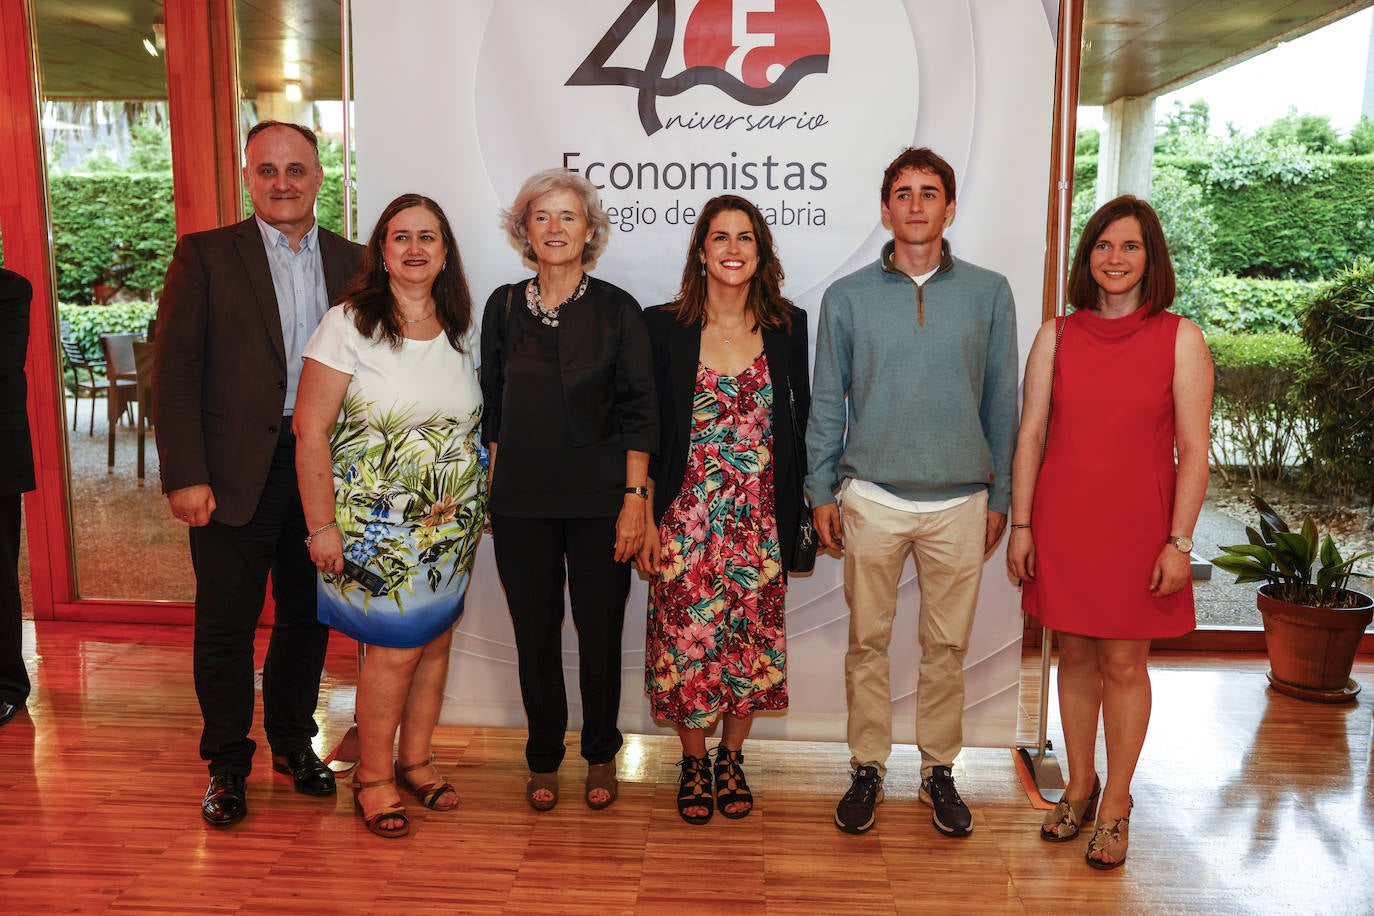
[480,276,658,518]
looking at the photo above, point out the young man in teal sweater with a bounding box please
[806,147,1019,837]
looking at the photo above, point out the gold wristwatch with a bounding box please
[1167,535,1193,553]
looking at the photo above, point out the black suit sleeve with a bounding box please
[0,270,35,495]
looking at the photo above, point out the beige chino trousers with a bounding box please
[841,485,988,778]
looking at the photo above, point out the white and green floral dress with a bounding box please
[302,305,487,648]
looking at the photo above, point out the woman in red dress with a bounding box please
[1007,196,1213,869]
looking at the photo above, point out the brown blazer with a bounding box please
[153,218,363,526]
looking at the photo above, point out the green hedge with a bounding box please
[58,301,158,353]
[1300,259,1374,501]
[49,168,349,304]
[1207,331,1311,492]
[1191,276,1311,333]
[50,172,176,303]
[1201,156,1374,280]
[1082,155,1374,283]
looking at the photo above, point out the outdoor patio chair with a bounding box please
[59,336,110,435]
[98,333,140,473]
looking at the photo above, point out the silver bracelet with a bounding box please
[304,520,338,547]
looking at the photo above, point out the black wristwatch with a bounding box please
[625,486,649,499]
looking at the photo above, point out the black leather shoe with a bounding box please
[272,748,337,796]
[202,774,247,827]
[0,699,23,726]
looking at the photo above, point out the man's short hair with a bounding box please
[244,120,320,160]
[881,147,956,204]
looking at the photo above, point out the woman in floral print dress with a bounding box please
[295,194,486,839]
[640,195,810,824]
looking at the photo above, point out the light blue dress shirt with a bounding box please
[255,215,330,414]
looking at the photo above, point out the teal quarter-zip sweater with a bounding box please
[805,240,1019,514]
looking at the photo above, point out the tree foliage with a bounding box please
[1260,106,1338,153]
[1155,99,1210,153]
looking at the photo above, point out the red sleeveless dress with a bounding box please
[1022,307,1196,639]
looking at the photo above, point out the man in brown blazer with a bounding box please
[154,121,363,827]
[0,268,35,728]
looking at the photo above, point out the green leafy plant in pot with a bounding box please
[1211,494,1373,702]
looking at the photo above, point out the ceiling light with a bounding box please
[143,37,158,57]
[284,81,303,102]
[284,61,301,80]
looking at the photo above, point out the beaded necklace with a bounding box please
[526,274,589,328]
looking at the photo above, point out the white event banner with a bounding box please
[352,0,1057,749]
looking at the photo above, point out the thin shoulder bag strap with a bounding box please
[788,386,808,508]
[1039,314,1068,464]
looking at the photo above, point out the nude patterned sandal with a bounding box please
[1085,796,1133,870]
[1040,774,1100,842]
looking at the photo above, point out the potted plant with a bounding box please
[1211,495,1373,702]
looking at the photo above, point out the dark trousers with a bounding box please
[492,514,629,772]
[0,494,29,705]
[189,424,328,776]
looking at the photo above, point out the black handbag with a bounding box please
[786,387,818,573]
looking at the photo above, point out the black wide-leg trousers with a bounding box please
[491,514,629,773]
[189,424,328,776]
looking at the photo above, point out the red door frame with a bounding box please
[1,0,241,623]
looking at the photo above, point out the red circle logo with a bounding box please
[684,0,831,89]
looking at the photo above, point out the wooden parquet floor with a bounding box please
[1,620,1371,914]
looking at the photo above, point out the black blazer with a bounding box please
[643,304,810,564]
[0,269,35,496]
[154,218,363,525]
[479,276,659,518]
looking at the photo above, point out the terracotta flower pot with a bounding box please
[1256,583,1373,702]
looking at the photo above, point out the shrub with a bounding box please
[50,172,177,302]
[56,302,157,385]
[1207,331,1310,493]
[1191,276,1311,333]
[1300,260,1374,502]
[1197,156,1374,280]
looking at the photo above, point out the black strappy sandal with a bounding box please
[713,746,754,819]
[677,754,714,825]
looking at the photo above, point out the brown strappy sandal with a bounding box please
[351,777,409,839]
[395,756,459,811]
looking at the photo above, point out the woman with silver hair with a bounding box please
[479,168,657,812]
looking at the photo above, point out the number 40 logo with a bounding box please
[567,0,831,136]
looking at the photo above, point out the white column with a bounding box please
[1096,96,1155,204]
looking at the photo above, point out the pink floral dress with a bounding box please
[646,353,788,727]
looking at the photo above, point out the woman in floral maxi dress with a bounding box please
[295,194,486,838]
[640,195,810,824]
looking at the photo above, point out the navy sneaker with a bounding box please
[920,765,973,836]
[835,765,884,834]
